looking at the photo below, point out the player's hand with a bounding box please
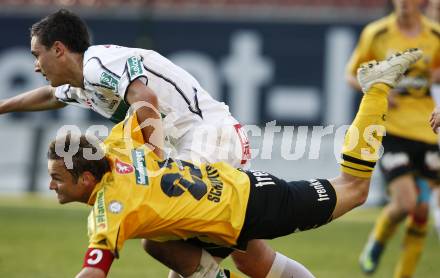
[429,106,440,133]
[388,89,399,109]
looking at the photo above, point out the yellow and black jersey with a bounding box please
[347,13,440,144]
[86,117,251,256]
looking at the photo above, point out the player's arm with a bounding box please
[76,248,114,278]
[346,41,365,91]
[125,79,164,158]
[0,85,66,114]
[75,267,106,278]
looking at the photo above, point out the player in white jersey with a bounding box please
[54,44,248,167]
[0,9,310,278]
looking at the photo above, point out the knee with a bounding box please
[140,240,201,276]
[232,254,272,278]
[231,253,252,276]
[399,202,417,216]
[394,195,417,216]
[231,240,275,278]
[141,239,162,258]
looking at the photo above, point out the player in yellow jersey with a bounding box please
[46,50,421,278]
[346,1,440,277]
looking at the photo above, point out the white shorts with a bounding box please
[167,121,250,168]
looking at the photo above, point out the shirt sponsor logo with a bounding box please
[127,56,144,80]
[131,149,149,185]
[99,72,119,91]
[95,189,107,230]
[115,159,134,174]
[108,200,123,214]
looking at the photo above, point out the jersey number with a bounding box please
[159,161,207,200]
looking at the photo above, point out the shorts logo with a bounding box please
[115,159,134,174]
[131,149,149,185]
[99,71,119,91]
[127,56,144,80]
[381,152,409,170]
[310,179,330,202]
[95,189,107,230]
[108,200,123,214]
[425,151,440,171]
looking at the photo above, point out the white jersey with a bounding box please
[54,45,249,167]
[54,45,232,137]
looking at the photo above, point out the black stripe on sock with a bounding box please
[341,164,373,173]
[342,154,376,168]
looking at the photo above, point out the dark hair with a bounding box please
[47,134,110,182]
[31,9,90,53]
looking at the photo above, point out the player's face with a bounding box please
[48,159,86,204]
[393,0,422,17]
[31,36,65,87]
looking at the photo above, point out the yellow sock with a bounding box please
[373,209,399,244]
[394,216,428,278]
[341,83,390,178]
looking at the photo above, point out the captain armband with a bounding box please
[82,248,114,275]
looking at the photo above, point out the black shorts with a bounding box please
[379,134,440,183]
[237,170,337,244]
[186,170,337,259]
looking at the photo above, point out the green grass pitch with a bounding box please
[0,195,439,277]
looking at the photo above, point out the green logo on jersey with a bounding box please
[216,270,227,278]
[127,56,144,80]
[100,72,119,91]
[131,149,149,185]
[95,189,107,230]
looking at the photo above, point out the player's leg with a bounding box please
[230,240,314,278]
[433,187,440,240]
[240,50,423,244]
[142,239,203,276]
[393,145,440,276]
[225,50,422,278]
[394,183,430,278]
[359,173,418,274]
[327,51,424,275]
[230,240,275,278]
[142,239,239,278]
[329,49,423,219]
